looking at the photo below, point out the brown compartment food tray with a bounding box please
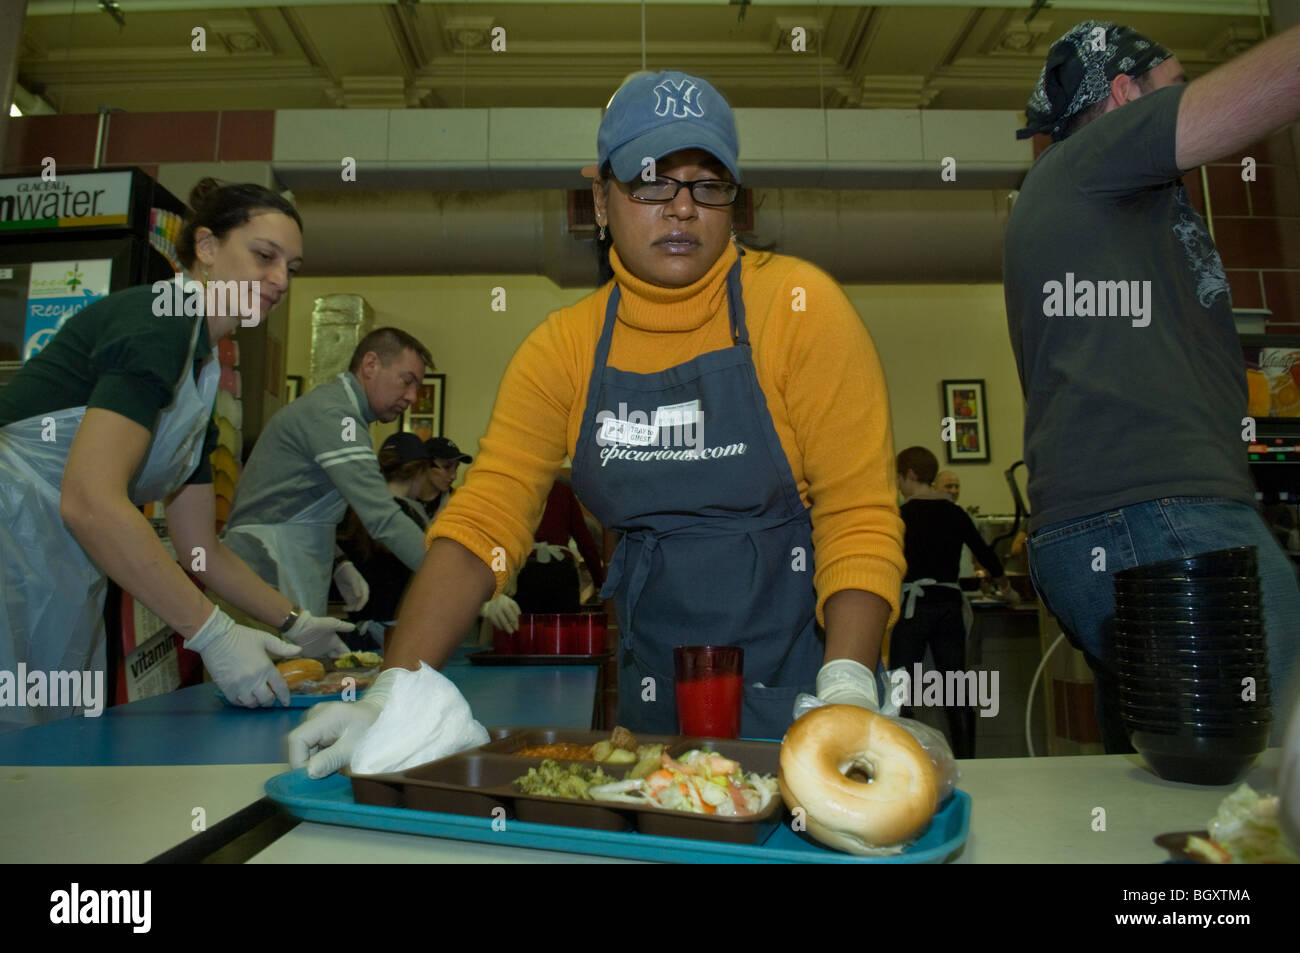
[346,727,784,845]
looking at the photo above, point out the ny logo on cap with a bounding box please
[653,79,704,119]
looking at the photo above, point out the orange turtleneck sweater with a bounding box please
[428,242,905,627]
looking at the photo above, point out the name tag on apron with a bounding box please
[653,399,701,429]
[599,417,657,446]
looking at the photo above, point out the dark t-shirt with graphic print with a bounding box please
[1003,83,1256,532]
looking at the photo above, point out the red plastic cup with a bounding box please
[674,645,744,738]
[535,613,565,654]
[580,613,608,654]
[492,629,517,655]
[561,612,607,654]
[559,614,580,654]
[509,614,536,654]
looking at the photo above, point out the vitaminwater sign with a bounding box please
[0,171,132,228]
[24,259,111,362]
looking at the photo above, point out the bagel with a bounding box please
[779,704,938,854]
[276,658,325,689]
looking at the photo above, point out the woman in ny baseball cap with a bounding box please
[289,71,906,775]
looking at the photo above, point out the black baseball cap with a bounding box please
[380,432,431,464]
[425,436,472,464]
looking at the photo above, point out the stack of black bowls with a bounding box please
[1112,546,1271,785]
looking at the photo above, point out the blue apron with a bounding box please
[569,255,823,739]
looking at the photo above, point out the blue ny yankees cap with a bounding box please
[597,70,741,184]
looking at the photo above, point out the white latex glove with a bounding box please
[187,606,302,707]
[285,608,354,659]
[480,593,521,632]
[532,542,569,564]
[815,658,881,712]
[333,560,370,612]
[288,667,400,779]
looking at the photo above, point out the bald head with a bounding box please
[935,471,960,502]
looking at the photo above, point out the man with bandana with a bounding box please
[1004,21,1300,752]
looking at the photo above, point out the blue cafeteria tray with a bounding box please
[264,768,971,864]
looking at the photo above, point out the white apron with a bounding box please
[0,314,219,728]
[220,373,360,616]
[901,579,976,635]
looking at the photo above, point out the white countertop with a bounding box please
[950,749,1281,863]
[0,763,278,863]
[3,750,1283,864]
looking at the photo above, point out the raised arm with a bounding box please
[1176,22,1300,171]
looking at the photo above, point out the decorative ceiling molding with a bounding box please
[329,75,410,108]
[14,4,1271,113]
[204,15,274,56]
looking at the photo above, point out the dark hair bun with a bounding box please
[187,177,224,214]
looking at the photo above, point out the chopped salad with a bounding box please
[586,748,778,817]
[1184,784,1298,864]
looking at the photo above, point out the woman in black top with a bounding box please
[891,446,1015,758]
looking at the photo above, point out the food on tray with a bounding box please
[298,670,376,695]
[272,658,375,695]
[1183,784,1298,864]
[586,749,778,817]
[779,705,939,855]
[627,745,665,778]
[276,658,325,689]
[590,724,640,762]
[590,742,636,763]
[513,727,659,768]
[511,742,777,818]
[335,651,382,669]
[515,743,598,760]
[515,760,620,800]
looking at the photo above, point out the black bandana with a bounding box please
[1018,20,1172,141]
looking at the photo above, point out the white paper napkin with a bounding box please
[349,662,490,775]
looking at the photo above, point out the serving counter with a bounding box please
[0,646,1287,864]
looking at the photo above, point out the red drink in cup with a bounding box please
[674,645,744,738]
[535,613,565,654]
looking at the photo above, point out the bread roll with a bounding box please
[779,704,938,854]
[276,658,325,689]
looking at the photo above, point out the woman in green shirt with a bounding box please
[0,179,351,727]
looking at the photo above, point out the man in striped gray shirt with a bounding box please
[222,328,434,649]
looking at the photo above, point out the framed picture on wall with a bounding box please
[284,375,304,403]
[401,373,445,440]
[941,379,989,464]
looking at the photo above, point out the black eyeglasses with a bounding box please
[624,175,740,207]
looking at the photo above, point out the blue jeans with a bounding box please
[1025,497,1300,753]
